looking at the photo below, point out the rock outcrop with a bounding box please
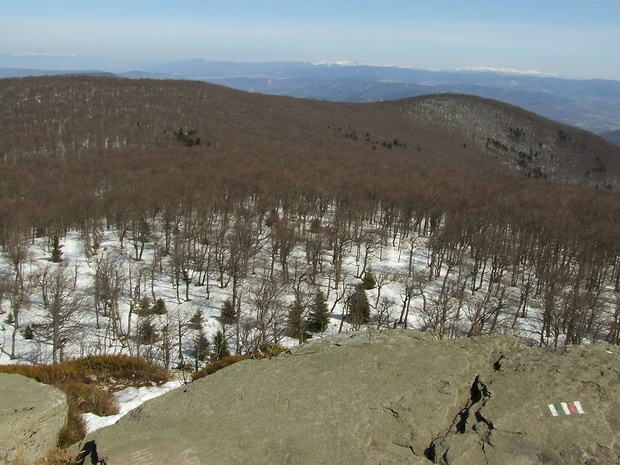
[82,331,620,465]
[0,373,67,465]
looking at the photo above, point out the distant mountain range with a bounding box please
[2,58,620,137]
[600,130,620,146]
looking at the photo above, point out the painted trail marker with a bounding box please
[548,401,585,417]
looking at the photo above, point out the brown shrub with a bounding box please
[56,407,87,450]
[59,381,118,417]
[260,343,288,358]
[191,344,287,381]
[192,354,250,381]
[0,354,169,387]
[54,380,120,446]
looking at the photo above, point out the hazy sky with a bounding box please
[2,0,619,79]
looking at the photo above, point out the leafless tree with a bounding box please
[36,263,86,363]
[130,215,151,261]
[7,272,32,360]
[372,296,396,330]
[248,274,286,351]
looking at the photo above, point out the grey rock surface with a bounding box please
[83,331,620,465]
[0,373,67,465]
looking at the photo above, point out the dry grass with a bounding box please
[192,344,287,381]
[10,447,74,465]
[0,354,170,386]
[39,448,75,465]
[191,354,250,381]
[0,354,170,448]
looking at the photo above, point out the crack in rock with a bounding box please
[493,354,505,371]
[424,374,493,462]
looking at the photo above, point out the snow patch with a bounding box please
[83,380,184,434]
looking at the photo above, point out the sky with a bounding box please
[1,0,619,80]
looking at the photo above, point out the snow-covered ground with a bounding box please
[0,209,559,373]
[0,225,428,367]
[0,222,433,430]
[83,379,184,434]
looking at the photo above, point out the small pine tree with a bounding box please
[51,235,63,263]
[348,285,370,326]
[362,270,377,290]
[308,290,330,333]
[137,319,158,345]
[189,310,204,331]
[137,296,151,317]
[152,298,167,315]
[220,299,236,325]
[287,296,304,341]
[192,331,211,371]
[22,324,34,340]
[211,330,230,361]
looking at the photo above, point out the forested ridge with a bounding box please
[1,75,620,367]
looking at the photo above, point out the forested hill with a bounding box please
[373,94,620,187]
[2,76,619,185]
[1,75,620,250]
[2,75,620,349]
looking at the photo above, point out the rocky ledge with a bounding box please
[81,331,620,465]
[0,373,67,465]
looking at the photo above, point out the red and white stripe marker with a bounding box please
[548,401,585,416]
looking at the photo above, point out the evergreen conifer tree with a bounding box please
[137,296,151,317]
[287,296,305,341]
[192,331,211,370]
[152,298,167,315]
[211,330,230,361]
[22,324,34,340]
[189,309,204,330]
[220,299,236,325]
[308,290,330,332]
[362,270,377,290]
[137,318,158,344]
[51,235,63,263]
[348,285,370,326]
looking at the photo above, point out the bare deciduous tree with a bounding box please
[36,263,86,363]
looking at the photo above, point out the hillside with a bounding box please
[377,94,620,186]
[1,75,620,372]
[1,76,619,186]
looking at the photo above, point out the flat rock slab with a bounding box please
[0,373,67,465]
[83,331,620,465]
